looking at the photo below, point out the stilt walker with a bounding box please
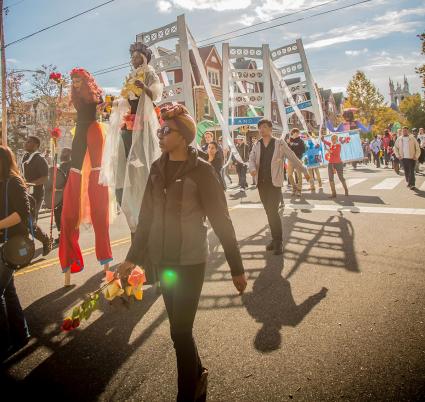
[100,42,162,236]
[59,68,112,286]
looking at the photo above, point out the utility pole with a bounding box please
[0,0,7,145]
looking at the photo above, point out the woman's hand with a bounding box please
[134,80,145,90]
[232,274,247,295]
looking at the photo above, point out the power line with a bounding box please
[197,0,341,44]
[202,0,372,46]
[92,0,373,77]
[3,0,26,11]
[5,0,119,48]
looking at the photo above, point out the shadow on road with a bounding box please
[3,267,164,401]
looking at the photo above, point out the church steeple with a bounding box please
[389,75,411,110]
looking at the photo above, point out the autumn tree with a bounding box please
[416,32,425,93]
[3,71,32,152]
[30,64,70,147]
[373,106,406,135]
[346,71,384,120]
[399,94,425,129]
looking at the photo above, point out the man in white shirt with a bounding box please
[394,127,421,190]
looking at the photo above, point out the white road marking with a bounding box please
[371,178,403,190]
[233,203,425,215]
[419,181,425,191]
[336,178,367,189]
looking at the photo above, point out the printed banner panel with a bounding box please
[320,130,364,165]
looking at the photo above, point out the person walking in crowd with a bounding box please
[233,136,250,191]
[20,136,51,255]
[412,128,421,173]
[393,126,421,190]
[45,148,72,245]
[382,130,391,168]
[305,131,322,191]
[287,128,306,196]
[0,146,31,361]
[370,135,382,168]
[320,133,349,198]
[202,131,225,187]
[249,119,308,255]
[418,127,425,166]
[390,132,400,174]
[118,105,247,402]
[362,139,371,165]
[207,141,225,189]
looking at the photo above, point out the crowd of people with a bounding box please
[1,46,424,399]
[362,126,424,189]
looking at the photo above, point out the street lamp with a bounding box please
[1,69,46,146]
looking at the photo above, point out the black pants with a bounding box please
[402,159,416,187]
[373,152,380,168]
[54,203,63,233]
[258,181,282,243]
[160,264,205,402]
[0,257,30,355]
[236,163,247,188]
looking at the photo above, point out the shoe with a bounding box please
[195,368,208,402]
[273,242,283,255]
[266,241,275,251]
[410,186,417,190]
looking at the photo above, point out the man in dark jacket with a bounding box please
[21,135,51,255]
[287,128,306,196]
[118,105,246,402]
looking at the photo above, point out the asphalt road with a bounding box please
[2,164,425,401]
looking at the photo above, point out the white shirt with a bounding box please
[418,133,425,148]
[402,136,412,159]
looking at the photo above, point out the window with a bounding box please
[246,82,255,93]
[166,71,175,85]
[204,98,210,116]
[207,68,220,87]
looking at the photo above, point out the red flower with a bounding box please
[61,318,73,332]
[51,127,62,139]
[72,318,80,329]
[49,72,63,83]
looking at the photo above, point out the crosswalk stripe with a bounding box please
[233,203,425,215]
[336,178,367,189]
[371,178,403,190]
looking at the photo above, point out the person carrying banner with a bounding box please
[320,133,349,198]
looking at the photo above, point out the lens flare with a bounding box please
[162,268,178,287]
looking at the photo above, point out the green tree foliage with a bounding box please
[346,71,384,120]
[415,33,425,93]
[400,94,425,129]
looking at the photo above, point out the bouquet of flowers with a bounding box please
[61,267,146,332]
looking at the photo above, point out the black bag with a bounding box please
[1,179,35,268]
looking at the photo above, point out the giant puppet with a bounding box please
[101,42,162,235]
[326,107,373,133]
[59,68,113,286]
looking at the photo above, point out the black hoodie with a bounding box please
[126,147,244,280]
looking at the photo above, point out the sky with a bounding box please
[3,0,424,103]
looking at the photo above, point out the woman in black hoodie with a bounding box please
[118,105,247,402]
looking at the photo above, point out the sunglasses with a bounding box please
[157,126,175,139]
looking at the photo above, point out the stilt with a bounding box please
[64,270,71,287]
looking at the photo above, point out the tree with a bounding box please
[346,71,384,120]
[30,64,70,148]
[2,71,32,152]
[399,94,425,129]
[373,106,406,135]
[416,32,425,93]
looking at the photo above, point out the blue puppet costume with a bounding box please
[326,108,373,133]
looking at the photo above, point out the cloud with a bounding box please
[363,53,420,72]
[345,48,368,56]
[254,0,329,21]
[157,0,172,12]
[6,58,19,65]
[158,0,252,12]
[305,7,425,49]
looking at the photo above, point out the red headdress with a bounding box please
[70,67,103,108]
